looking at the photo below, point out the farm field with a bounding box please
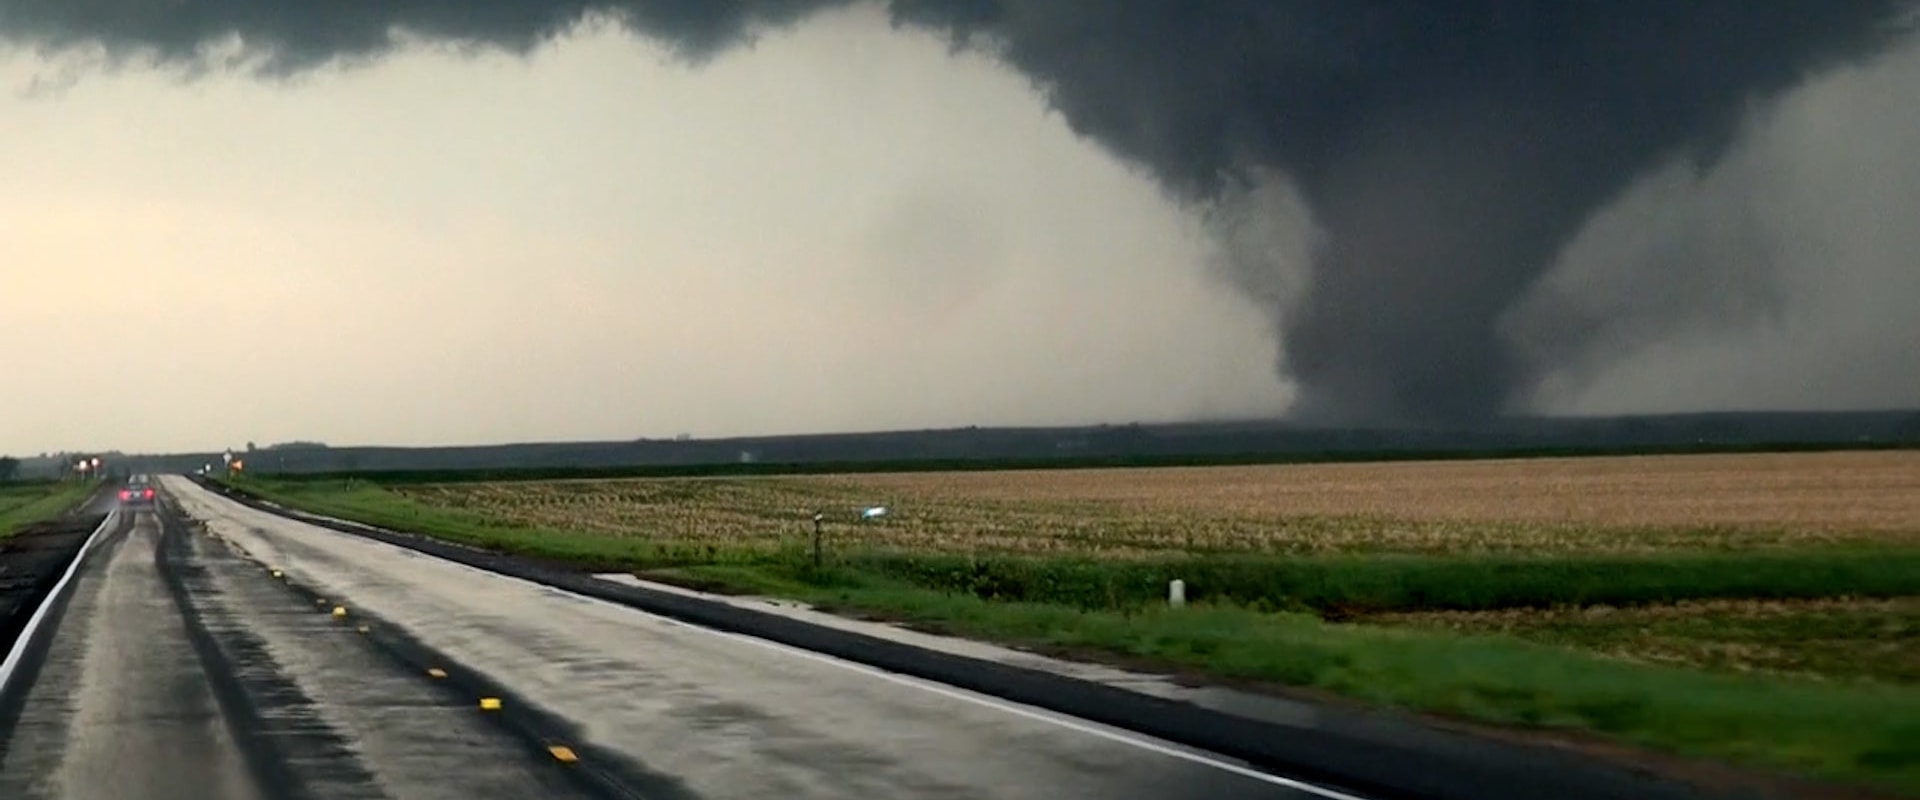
[228,451,1920,795]
[390,450,1920,557]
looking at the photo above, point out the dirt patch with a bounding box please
[0,514,107,657]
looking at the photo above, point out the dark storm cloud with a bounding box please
[4,0,1910,423]
[886,1,1913,423]
[0,0,841,70]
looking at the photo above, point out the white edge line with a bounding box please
[197,487,1374,800]
[671,612,1376,800]
[0,510,118,693]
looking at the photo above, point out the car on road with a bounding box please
[118,476,157,507]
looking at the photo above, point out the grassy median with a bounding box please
[0,480,96,538]
[222,453,1920,795]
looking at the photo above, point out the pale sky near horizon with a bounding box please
[3,3,1917,456]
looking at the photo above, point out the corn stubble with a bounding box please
[393,451,1920,558]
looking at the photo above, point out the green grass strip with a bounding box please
[0,480,96,538]
[849,550,1920,613]
[687,576,1920,793]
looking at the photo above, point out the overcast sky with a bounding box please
[2,3,1915,455]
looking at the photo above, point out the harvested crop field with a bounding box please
[810,451,1920,532]
[390,451,1920,557]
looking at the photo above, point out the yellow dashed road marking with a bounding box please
[548,746,579,764]
[427,668,447,679]
[479,697,503,711]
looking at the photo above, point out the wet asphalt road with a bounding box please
[0,511,261,800]
[0,504,607,800]
[0,480,1357,800]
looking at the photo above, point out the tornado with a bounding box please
[5,0,1909,424]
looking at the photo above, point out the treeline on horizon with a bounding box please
[244,440,1920,486]
[24,409,1920,482]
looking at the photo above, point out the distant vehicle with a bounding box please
[118,475,156,507]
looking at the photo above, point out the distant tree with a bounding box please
[0,456,18,482]
[246,441,257,453]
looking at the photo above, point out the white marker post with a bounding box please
[811,512,826,569]
[1168,579,1187,608]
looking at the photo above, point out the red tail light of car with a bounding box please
[144,489,155,499]
[119,490,131,500]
